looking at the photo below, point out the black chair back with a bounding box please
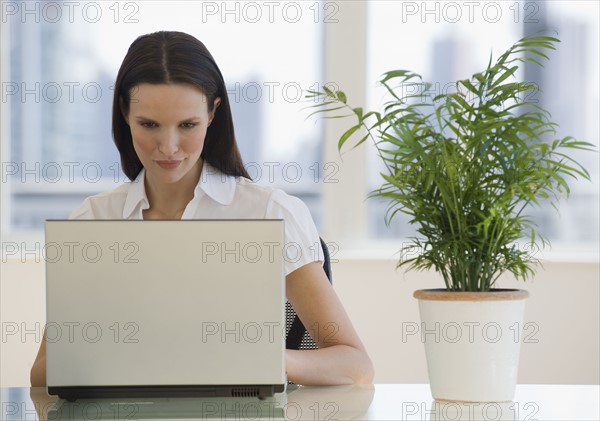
[285,238,332,350]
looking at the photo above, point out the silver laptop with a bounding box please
[45,220,286,401]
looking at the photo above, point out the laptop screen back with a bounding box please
[45,220,286,396]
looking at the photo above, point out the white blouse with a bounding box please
[69,163,324,275]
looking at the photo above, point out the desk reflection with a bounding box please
[14,385,375,420]
[2,385,599,420]
[428,400,539,421]
[287,384,375,420]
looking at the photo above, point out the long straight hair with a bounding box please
[112,31,250,181]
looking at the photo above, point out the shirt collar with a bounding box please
[123,169,149,219]
[123,163,237,218]
[196,162,237,206]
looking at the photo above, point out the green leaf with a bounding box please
[338,124,361,150]
[492,65,518,87]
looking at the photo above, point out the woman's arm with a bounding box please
[285,261,374,385]
[29,263,374,387]
[30,334,47,386]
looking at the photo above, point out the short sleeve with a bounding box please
[68,197,94,220]
[66,183,132,220]
[265,189,324,276]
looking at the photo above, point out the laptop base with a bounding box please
[49,384,285,402]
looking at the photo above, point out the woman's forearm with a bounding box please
[30,338,47,386]
[286,345,374,385]
[30,356,46,386]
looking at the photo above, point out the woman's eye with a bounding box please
[181,122,197,129]
[140,121,157,128]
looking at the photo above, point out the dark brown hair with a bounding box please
[112,31,250,181]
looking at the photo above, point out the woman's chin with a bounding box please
[156,167,200,186]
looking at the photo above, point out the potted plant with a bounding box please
[307,36,594,401]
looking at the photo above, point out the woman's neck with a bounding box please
[143,160,202,220]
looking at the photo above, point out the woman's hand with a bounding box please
[30,334,47,386]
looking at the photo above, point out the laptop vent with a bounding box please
[231,387,260,398]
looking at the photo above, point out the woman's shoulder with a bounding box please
[232,178,323,272]
[233,177,309,216]
[68,183,131,219]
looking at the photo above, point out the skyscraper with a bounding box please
[7,17,120,229]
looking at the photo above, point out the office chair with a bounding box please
[285,237,332,350]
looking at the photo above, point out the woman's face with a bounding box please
[125,83,220,186]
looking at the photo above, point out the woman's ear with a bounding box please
[209,97,221,125]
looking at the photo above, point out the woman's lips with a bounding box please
[155,160,183,169]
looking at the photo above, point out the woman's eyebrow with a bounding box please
[134,115,202,122]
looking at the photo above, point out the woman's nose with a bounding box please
[158,129,179,156]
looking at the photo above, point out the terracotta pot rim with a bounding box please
[413,288,529,301]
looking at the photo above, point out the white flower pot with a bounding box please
[413,289,529,402]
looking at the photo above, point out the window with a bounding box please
[2,1,597,258]
[365,0,599,253]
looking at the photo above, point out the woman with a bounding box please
[31,31,373,386]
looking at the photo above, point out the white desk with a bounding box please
[1,384,598,420]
